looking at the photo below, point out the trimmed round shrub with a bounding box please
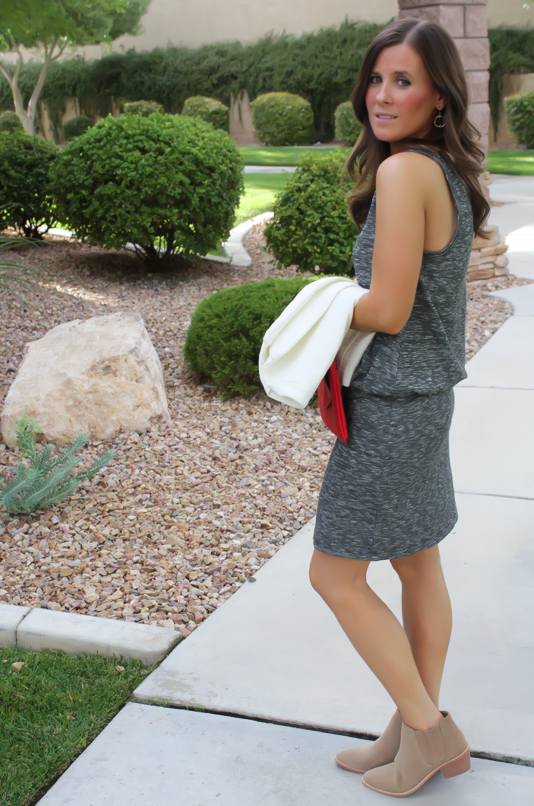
[62,115,94,140]
[184,276,315,399]
[251,92,314,146]
[182,96,229,132]
[0,111,23,134]
[334,101,362,146]
[505,93,534,148]
[264,151,356,276]
[0,132,58,238]
[123,100,164,117]
[50,113,244,268]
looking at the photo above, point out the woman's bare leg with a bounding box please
[309,547,442,731]
[390,545,452,707]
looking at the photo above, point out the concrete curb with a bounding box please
[48,211,275,270]
[0,603,181,665]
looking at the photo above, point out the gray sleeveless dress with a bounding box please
[312,147,474,561]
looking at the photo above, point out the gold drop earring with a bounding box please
[434,108,445,128]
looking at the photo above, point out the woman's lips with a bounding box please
[375,113,397,120]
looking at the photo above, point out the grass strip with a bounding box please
[0,646,157,806]
[233,173,291,227]
[238,145,351,166]
[486,149,534,176]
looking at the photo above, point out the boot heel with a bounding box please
[441,747,471,778]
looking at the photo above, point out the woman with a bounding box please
[308,17,490,798]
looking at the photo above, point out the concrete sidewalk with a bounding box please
[38,176,534,804]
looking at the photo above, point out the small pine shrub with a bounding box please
[264,151,356,275]
[62,115,94,141]
[0,416,114,515]
[505,93,534,148]
[250,92,314,146]
[184,276,316,398]
[181,96,229,132]
[123,100,164,116]
[0,111,23,134]
[334,101,362,146]
[0,132,59,239]
[50,113,244,268]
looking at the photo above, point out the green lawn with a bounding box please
[238,146,351,166]
[0,646,158,806]
[233,173,290,226]
[486,149,534,176]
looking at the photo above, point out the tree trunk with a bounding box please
[0,39,58,137]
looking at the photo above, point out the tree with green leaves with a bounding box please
[0,0,150,135]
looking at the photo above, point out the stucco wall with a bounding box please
[70,0,532,62]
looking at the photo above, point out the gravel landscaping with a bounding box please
[0,222,531,637]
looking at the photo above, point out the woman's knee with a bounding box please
[309,548,369,602]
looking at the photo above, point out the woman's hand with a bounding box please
[351,151,428,335]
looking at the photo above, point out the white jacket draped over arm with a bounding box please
[258,276,376,409]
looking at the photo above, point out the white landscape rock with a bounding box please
[1,311,170,445]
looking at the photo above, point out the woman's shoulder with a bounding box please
[377,149,445,183]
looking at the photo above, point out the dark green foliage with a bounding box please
[0,20,386,142]
[0,646,157,806]
[62,114,94,140]
[182,95,229,132]
[489,26,534,138]
[184,276,315,399]
[0,110,23,133]
[264,151,357,276]
[334,100,362,146]
[0,131,58,238]
[50,112,244,268]
[505,92,534,147]
[123,99,164,115]
[251,92,314,146]
[1,416,114,515]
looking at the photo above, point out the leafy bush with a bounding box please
[62,114,94,140]
[50,112,244,269]
[1,416,114,515]
[0,111,23,133]
[0,132,58,238]
[182,96,229,132]
[505,92,534,148]
[251,92,314,146]
[123,99,164,116]
[264,151,356,275]
[184,276,316,398]
[334,101,362,146]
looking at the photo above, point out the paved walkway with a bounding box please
[38,176,534,804]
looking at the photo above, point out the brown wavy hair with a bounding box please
[345,17,491,239]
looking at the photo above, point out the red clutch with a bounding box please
[318,359,348,442]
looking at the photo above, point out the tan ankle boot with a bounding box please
[362,710,470,796]
[335,710,402,774]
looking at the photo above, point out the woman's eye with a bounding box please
[370,76,381,84]
[398,78,411,87]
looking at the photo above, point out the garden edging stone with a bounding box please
[0,602,180,663]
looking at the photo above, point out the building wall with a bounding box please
[70,0,532,62]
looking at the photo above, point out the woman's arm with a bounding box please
[351,152,427,335]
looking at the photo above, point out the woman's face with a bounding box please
[365,43,445,152]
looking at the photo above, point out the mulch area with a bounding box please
[0,223,531,636]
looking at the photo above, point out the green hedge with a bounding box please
[264,151,356,276]
[251,92,314,146]
[0,111,23,133]
[334,101,362,146]
[0,132,58,238]
[62,115,94,140]
[505,92,534,147]
[182,96,229,131]
[184,276,315,399]
[50,113,244,268]
[0,20,385,142]
[123,99,164,116]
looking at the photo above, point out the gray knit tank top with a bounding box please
[350,146,474,396]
